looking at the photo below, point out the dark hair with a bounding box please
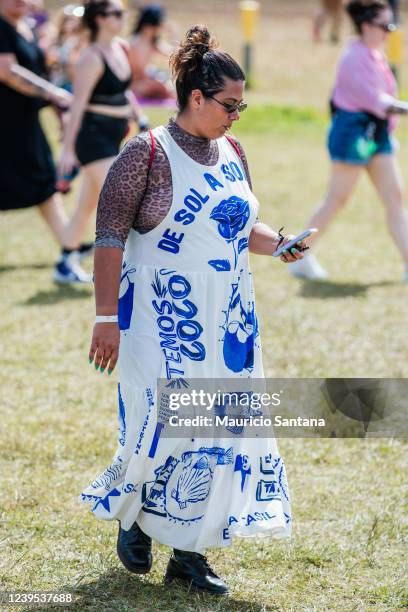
[346,0,388,33]
[133,4,165,35]
[170,25,245,112]
[82,0,110,41]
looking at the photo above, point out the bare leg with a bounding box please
[313,5,328,42]
[62,157,115,249]
[367,154,408,264]
[329,1,343,43]
[288,162,361,279]
[37,193,69,245]
[306,161,362,246]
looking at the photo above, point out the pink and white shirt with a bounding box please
[332,38,398,130]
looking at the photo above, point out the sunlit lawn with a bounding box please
[1,1,408,609]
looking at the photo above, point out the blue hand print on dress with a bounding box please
[221,278,259,374]
[208,195,250,271]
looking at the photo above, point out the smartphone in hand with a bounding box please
[272,228,318,258]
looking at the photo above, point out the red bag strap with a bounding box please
[225,134,242,159]
[148,129,155,171]
[147,132,240,170]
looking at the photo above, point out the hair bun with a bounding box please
[184,25,216,57]
[169,23,245,112]
[170,24,218,82]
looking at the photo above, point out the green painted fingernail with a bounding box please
[94,363,99,370]
[291,248,298,255]
[89,357,93,364]
[100,368,105,373]
[108,369,113,376]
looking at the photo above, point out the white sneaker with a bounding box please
[53,252,93,284]
[288,253,328,281]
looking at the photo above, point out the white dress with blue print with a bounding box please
[81,126,292,552]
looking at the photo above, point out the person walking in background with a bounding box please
[81,25,306,595]
[57,0,147,284]
[47,5,86,93]
[128,4,175,100]
[0,0,92,282]
[313,0,345,44]
[292,0,408,282]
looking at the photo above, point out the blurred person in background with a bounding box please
[291,0,408,282]
[57,0,148,284]
[47,5,86,93]
[26,0,49,44]
[81,24,306,596]
[128,4,175,100]
[0,0,94,282]
[313,0,345,44]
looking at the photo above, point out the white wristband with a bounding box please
[95,315,118,323]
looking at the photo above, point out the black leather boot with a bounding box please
[116,521,152,574]
[165,549,229,595]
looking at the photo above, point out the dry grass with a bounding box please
[1,2,408,609]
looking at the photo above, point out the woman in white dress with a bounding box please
[82,25,305,595]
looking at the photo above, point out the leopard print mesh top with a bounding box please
[95,117,252,250]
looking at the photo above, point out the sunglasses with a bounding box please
[371,21,396,32]
[101,9,124,18]
[208,96,248,114]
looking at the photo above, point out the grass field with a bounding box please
[1,2,408,610]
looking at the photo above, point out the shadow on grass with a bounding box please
[298,279,399,299]
[22,285,93,306]
[0,262,51,274]
[57,567,266,612]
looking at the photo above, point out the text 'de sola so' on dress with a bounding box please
[81,126,292,552]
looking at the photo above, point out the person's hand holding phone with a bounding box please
[278,235,306,263]
[273,228,318,263]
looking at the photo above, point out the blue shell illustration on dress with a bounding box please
[170,462,212,509]
[142,447,233,523]
[170,447,233,512]
[118,263,136,330]
[221,279,259,373]
[208,195,250,271]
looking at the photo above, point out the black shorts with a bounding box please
[75,112,129,167]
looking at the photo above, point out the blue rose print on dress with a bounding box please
[208,195,250,271]
[221,279,259,374]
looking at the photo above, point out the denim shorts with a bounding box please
[328,109,393,165]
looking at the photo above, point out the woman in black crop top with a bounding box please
[58,0,146,279]
[0,0,99,285]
